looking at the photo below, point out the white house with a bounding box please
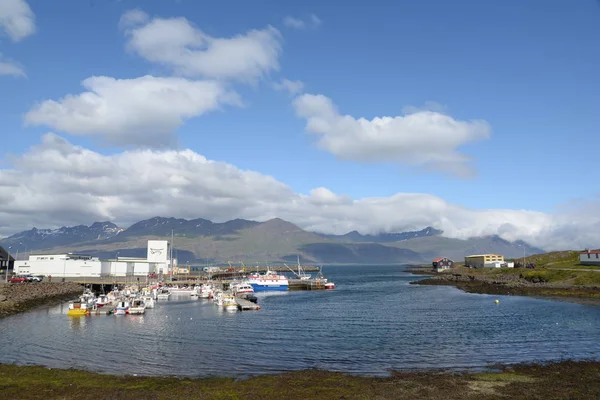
[15,240,178,278]
[580,250,600,266]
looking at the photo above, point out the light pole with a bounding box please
[6,246,12,283]
[62,257,67,280]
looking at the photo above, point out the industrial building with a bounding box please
[464,254,510,268]
[580,249,600,266]
[14,240,177,278]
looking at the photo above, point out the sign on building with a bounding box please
[147,240,169,263]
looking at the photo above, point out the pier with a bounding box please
[288,279,328,290]
[235,297,261,311]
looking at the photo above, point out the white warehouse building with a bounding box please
[15,240,176,278]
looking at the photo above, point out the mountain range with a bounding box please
[0,217,545,265]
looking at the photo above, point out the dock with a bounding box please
[236,297,261,311]
[91,306,114,315]
[288,279,328,290]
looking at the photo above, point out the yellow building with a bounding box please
[464,254,504,268]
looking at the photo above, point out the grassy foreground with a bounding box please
[2,361,600,399]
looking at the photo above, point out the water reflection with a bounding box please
[68,315,87,331]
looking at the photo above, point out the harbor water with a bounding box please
[1,265,600,377]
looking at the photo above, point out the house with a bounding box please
[432,257,454,271]
[464,254,505,268]
[580,249,600,266]
[0,246,15,274]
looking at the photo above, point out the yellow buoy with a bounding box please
[495,299,500,304]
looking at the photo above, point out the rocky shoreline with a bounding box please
[408,267,600,306]
[0,282,83,318]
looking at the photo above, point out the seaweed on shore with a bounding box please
[1,360,599,399]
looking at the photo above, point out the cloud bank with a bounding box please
[0,134,597,250]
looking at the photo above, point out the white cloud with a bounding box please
[0,57,25,77]
[123,13,282,81]
[0,133,597,250]
[283,17,305,29]
[283,14,321,29]
[118,8,149,30]
[293,93,491,177]
[273,78,304,95]
[0,0,35,42]
[24,75,241,146]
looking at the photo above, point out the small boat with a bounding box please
[96,294,110,307]
[199,284,213,298]
[114,300,130,315]
[156,288,171,300]
[67,300,91,316]
[232,283,254,295]
[325,282,335,290]
[221,294,238,312]
[129,299,146,314]
[143,296,155,309]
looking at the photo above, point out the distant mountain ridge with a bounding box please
[0,216,546,265]
[316,226,443,243]
[3,222,122,250]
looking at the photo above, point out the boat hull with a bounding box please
[249,283,288,292]
[67,309,89,316]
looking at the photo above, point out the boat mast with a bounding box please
[170,229,174,281]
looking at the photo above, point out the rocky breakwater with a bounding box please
[0,282,83,318]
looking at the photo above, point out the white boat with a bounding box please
[129,299,146,314]
[247,269,289,292]
[221,294,238,312]
[156,288,171,300]
[169,285,195,296]
[114,300,130,315]
[199,284,213,298]
[143,296,155,309]
[95,294,110,307]
[232,283,254,295]
[213,290,224,306]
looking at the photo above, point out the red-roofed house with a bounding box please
[580,250,600,266]
[432,257,454,271]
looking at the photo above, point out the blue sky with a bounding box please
[1,0,600,248]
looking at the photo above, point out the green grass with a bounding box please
[519,269,577,283]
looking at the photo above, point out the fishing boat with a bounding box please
[156,288,171,300]
[128,299,146,314]
[325,282,336,290]
[95,294,110,307]
[232,282,254,295]
[67,300,92,316]
[199,284,213,298]
[247,269,289,292]
[114,300,130,315]
[143,296,155,309]
[221,294,238,312]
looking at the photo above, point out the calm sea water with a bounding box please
[1,265,600,377]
